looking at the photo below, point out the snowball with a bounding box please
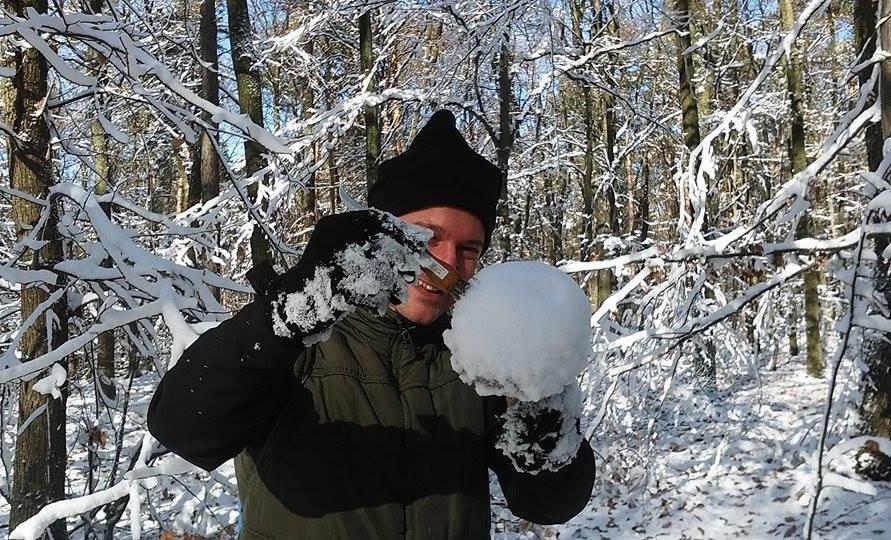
[443,261,592,401]
[495,383,584,474]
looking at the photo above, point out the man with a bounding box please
[148,110,595,539]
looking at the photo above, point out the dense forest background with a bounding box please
[1,0,891,537]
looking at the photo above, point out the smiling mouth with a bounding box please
[417,280,445,294]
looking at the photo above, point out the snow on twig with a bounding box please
[9,479,132,540]
[561,246,661,273]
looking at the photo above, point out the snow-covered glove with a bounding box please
[495,384,584,474]
[264,209,431,347]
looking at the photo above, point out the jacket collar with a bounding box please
[348,307,450,348]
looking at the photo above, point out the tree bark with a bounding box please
[675,0,715,383]
[174,141,188,213]
[859,0,891,436]
[91,116,116,401]
[359,9,380,195]
[780,0,823,378]
[637,156,650,240]
[595,0,618,309]
[151,140,178,215]
[826,2,845,236]
[496,36,515,260]
[570,1,593,271]
[5,0,68,535]
[676,0,701,156]
[855,0,883,171]
[196,0,221,299]
[226,0,271,266]
[88,0,117,401]
[580,86,595,266]
[301,38,317,224]
[199,0,220,204]
[323,41,340,216]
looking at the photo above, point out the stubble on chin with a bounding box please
[391,286,445,325]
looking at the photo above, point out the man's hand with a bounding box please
[264,210,431,346]
[495,384,584,474]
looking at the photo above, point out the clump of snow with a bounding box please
[270,215,431,346]
[495,383,584,473]
[336,231,424,308]
[270,265,341,344]
[32,363,67,400]
[443,261,592,401]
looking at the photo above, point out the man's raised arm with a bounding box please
[148,209,431,471]
[147,300,302,471]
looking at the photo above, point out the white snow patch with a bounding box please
[31,363,66,400]
[97,114,130,144]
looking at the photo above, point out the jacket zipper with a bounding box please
[389,324,412,539]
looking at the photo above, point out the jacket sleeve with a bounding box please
[147,301,304,471]
[487,397,596,524]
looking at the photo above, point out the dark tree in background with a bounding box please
[4,0,68,536]
[226,0,271,266]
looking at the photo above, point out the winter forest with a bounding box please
[1,0,891,537]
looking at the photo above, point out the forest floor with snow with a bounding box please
[494,358,891,539]
[2,355,889,538]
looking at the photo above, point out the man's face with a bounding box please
[394,206,486,325]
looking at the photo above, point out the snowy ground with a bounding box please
[495,358,891,539]
[1,357,889,538]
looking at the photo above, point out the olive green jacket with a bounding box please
[148,303,595,539]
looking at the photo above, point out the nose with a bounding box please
[429,241,459,268]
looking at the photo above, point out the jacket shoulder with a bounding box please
[309,316,393,382]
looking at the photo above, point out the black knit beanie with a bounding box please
[368,110,503,247]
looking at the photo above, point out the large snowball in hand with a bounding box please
[443,261,592,402]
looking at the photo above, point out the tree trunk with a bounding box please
[675,0,714,383]
[580,87,595,266]
[425,20,443,74]
[91,115,117,402]
[689,0,713,120]
[637,156,650,240]
[226,0,271,266]
[780,0,823,377]
[855,0,883,170]
[676,0,702,167]
[197,0,221,299]
[328,144,340,216]
[151,139,178,215]
[826,2,846,235]
[570,1,594,272]
[496,36,515,260]
[174,141,188,213]
[5,0,68,535]
[301,38,317,224]
[860,0,891,436]
[359,9,380,195]
[88,0,116,401]
[596,97,617,304]
[199,0,220,204]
